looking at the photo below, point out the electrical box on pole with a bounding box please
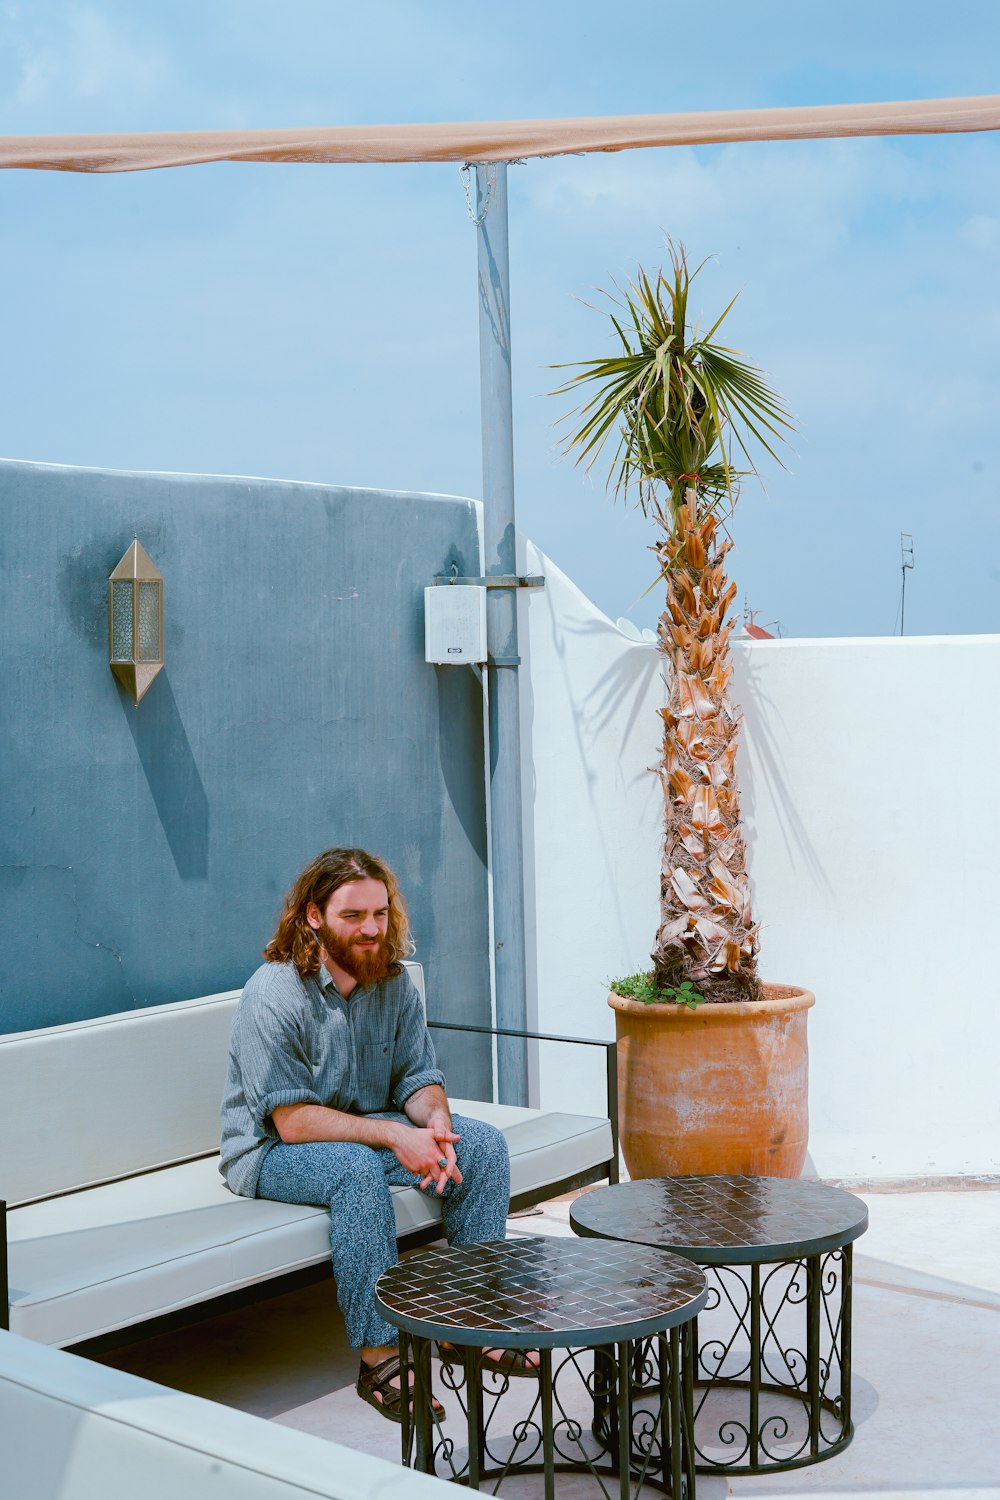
[424,585,487,664]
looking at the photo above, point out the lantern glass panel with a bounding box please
[137,581,161,661]
[111,580,134,661]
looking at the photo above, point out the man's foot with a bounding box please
[438,1341,540,1378]
[482,1347,541,1378]
[357,1352,446,1424]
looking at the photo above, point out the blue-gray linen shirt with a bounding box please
[219,960,446,1197]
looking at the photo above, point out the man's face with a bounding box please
[309,877,392,987]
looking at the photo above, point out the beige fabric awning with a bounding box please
[1,95,998,174]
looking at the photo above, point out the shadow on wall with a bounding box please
[119,677,209,881]
[581,628,662,751]
[735,649,833,902]
[435,667,488,868]
[538,573,663,969]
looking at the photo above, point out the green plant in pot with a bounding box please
[555,243,815,1179]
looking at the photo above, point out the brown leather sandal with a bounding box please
[357,1353,446,1424]
[480,1347,540,1379]
[438,1342,540,1379]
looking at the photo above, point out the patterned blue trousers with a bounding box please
[257,1112,510,1348]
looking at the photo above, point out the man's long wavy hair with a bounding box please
[263,847,411,979]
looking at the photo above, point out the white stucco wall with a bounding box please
[520,541,1000,1181]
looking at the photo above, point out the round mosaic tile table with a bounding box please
[375,1236,707,1498]
[570,1177,869,1475]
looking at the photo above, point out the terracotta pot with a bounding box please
[608,984,815,1179]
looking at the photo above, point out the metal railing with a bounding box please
[426,1019,619,1187]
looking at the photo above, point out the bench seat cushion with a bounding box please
[8,1100,612,1347]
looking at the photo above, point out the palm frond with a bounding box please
[552,241,794,525]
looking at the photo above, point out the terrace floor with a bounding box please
[94,1185,1000,1499]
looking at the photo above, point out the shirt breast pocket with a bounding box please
[358,1040,393,1112]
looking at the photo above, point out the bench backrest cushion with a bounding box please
[0,963,427,1207]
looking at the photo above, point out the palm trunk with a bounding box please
[652,488,760,1003]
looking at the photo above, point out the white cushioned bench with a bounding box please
[1,963,617,1347]
[0,1327,453,1500]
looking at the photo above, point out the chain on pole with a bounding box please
[459,160,526,224]
[459,161,496,225]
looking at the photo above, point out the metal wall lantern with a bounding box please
[108,539,163,702]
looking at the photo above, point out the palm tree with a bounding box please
[555,244,793,1003]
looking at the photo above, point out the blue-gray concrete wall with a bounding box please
[0,459,492,1098]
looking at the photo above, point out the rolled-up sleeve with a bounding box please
[232,988,323,1129]
[390,977,446,1109]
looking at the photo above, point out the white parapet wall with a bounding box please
[520,541,1000,1182]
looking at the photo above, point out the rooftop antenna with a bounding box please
[900,533,914,635]
[743,595,783,639]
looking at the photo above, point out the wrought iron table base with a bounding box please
[625,1246,853,1475]
[399,1328,697,1499]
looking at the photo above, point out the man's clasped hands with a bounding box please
[389,1109,463,1196]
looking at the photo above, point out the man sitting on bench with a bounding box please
[220,846,536,1422]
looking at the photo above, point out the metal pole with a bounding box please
[900,532,914,636]
[476,161,529,1105]
[1,1200,8,1331]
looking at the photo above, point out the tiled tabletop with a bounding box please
[375,1235,707,1348]
[570,1177,869,1264]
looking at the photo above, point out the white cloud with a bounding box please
[8,5,171,113]
[525,137,952,270]
[959,214,1000,254]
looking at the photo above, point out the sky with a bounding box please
[1,1,999,638]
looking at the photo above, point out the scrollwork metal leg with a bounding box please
[540,1349,556,1498]
[617,1340,632,1500]
[412,1336,434,1474]
[807,1254,821,1459]
[592,1343,617,1452]
[668,1328,684,1500]
[401,1332,698,1497]
[683,1316,695,1460]
[681,1322,697,1500]
[749,1261,760,1468]
[691,1247,855,1475]
[658,1331,671,1489]
[841,1244,854,1440]
[399,1332,412,1467]
[466,1348,484,1491]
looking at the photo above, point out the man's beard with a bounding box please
[317,923,393,987]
